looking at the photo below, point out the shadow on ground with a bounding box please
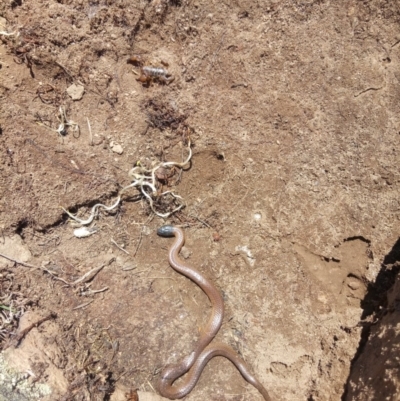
[343,238,400,401]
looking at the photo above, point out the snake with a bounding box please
[157,225,272,401]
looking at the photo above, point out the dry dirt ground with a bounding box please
[0,1,400,400]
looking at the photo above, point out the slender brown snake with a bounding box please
[157,225,272,400]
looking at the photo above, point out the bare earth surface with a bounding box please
[0,1,400,401]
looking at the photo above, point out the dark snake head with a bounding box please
[157,225,175,237]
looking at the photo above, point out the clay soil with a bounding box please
[1,1,400,401]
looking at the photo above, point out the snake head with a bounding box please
[157,225,176,237]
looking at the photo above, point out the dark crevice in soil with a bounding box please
[34,214,70,234]
[341,237,400,400]
[343,236,371,244]
[10,0,22,8]
[62,193,121,215]
[15,218,30,237]
[21,193,124,235]
[340,323,372,401]
[361,238,400,319]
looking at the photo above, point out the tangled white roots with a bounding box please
[63,139,192,225]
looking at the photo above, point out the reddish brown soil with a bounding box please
[0,1,399,401]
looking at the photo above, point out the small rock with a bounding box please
[111,143,123,154]
[347,279,361,291]
[0,17,7,29]
[66,84,85,100]
[180,246,191,259]
[0,235,31,267]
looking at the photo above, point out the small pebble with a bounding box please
[180,246,191,259]
[66,84,85,100]
[347,279,361,290]
[111,143,123,154]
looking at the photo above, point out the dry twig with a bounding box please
[72,258,114,285]
[0,252,38,269]
[9,312,57,348]
[111,239,130,255]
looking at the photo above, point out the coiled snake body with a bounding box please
[157,225,271,400]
